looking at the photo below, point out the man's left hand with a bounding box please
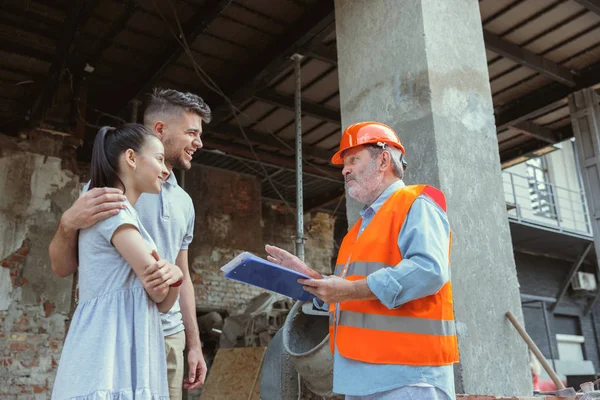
[184,347,207,390]
[298,276,357,303]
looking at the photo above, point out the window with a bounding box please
[555,315,585,362]
[556,334,585,361]
[526,157,557,219]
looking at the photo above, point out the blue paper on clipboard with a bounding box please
[220,252,315,302]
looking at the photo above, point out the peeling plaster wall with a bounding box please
[0,147,336,397]
[0,132,80,399]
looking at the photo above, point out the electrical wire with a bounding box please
[150,0,343,221]
[65,68,126,129]
[152,0,298,215]
[64,0,344,243]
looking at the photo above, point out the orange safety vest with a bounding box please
[329,184,459,366]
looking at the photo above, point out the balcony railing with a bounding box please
[503,171,592,237]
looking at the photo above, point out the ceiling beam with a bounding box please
[508,121,563,145]
[305,43,337,64]
[304,186,345,213]
[110,0,232,113]
[500,140,561,169]
[483,30,576,87]
[208,123,334,162]
[253,89,340,124]
[209,24,579,128]
[0,11,58,39]
[86,1,137,67]
[210,1,335,123]
[26,0,97,124]
[0,41,53,63]
[574,0,600,16]
[552,242,593,311]
[202,137,341,179]
[198,148,341,184]
[494,61,600,130]
[500,123,573,167]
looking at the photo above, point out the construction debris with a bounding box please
[219,293,294,349]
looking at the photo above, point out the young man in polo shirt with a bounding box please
[49,88,211,400]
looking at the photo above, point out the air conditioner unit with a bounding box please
[572,272,597,291]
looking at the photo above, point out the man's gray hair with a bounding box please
[367,145,404,179]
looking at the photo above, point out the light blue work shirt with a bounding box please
[320,180,455,399]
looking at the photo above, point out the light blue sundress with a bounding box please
[52,202,169,399]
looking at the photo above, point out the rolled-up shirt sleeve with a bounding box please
[366,195,450,309]
[312,273,330,311]
[313,297,329,311]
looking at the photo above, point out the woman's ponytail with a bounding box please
[90,126,118,190]
[89,124,155,191]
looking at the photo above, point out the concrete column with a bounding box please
[335,0,530,396]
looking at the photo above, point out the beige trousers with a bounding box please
[164,330,186,400]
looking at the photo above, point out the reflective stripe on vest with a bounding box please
[334,264,343,276]
[334,261,393,277]
[338,311,456,336]
[348,261,392,276]
[331,325,459,366]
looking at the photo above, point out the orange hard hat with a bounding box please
[331,121,405,165]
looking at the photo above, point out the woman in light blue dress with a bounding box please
[52,124,184,399]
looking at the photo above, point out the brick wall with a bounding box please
[262,199,336,277]
[0,132,80,399]
[185,164,336,314]
[0,139,335,397]
[0,241,70,399]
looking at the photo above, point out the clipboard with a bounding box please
[221,252,315,302]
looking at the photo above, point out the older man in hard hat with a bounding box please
[266,121,458,400]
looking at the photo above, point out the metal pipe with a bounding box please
[292,53,305,261]
[540,300,557,371]
[553,242,592,310]
[573,138,593,235]
[130,99,140,123]
[521,294,556,304]
[200,149,342,184]
[509,172,519,220]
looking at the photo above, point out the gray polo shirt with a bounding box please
[84,172,195,337]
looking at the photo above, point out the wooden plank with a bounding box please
[201,347,266,400]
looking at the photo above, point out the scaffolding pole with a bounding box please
[292,53,305,261]
[129,99,140,123]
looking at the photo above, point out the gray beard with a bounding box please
[346,161,383,205]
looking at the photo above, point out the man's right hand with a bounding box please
[50,187,126,278]
[265,244,322,279]
[61,187,127,233]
